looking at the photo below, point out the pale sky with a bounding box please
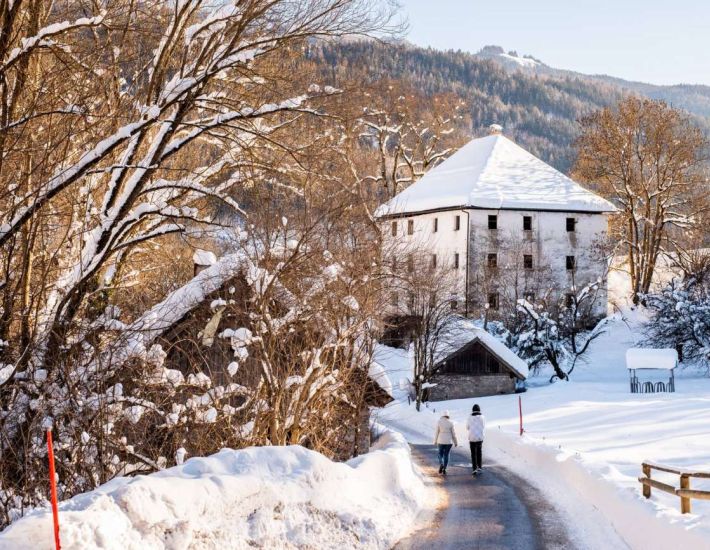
[400,0,710,86]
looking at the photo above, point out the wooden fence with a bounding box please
[639,462,710,514]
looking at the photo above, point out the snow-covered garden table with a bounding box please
[626,348,678,393]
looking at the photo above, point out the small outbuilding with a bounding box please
[626,348,678,393]
[427,327,528,401]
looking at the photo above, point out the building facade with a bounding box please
[378,128,615,319]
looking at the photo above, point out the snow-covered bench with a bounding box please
[626,348,678,393]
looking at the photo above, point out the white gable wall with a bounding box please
[383,210,470,310]
[468,208,609,317]
[383,207,609,318]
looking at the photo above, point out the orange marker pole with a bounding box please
[46,429,61,550]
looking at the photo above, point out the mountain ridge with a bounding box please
[472,44,710,117]
[307,40,710,172]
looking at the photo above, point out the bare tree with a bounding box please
[339,80,468,211]
[386,251,461,410]
[0,0,400,526]
[574,97,709,303]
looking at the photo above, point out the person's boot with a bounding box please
[438,464,443,474]
[442,468,447,476]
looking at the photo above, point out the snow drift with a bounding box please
[0,430,427,550]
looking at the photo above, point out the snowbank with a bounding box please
[0,431,427,550]
[486,428,710,550]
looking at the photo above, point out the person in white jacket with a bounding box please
[466,404,485,475]
[433,410,457,475]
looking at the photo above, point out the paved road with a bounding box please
[395,444,574,550]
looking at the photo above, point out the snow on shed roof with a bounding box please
[435,318,529,379]
[626,348,678,370]
[193,249,217,266]
[368,360,394,397]
[375,134,616,216]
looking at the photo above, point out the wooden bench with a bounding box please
[639,462,710,514]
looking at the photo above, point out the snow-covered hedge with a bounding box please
[0,430,426,550]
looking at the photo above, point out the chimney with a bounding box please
[488,123,503,135]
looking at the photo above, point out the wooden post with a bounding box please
[518,395,523,436]
[46,429,61,550]
[680,474,691,514]
[642,463,651,498]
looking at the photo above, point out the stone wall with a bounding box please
[427,373,516,401]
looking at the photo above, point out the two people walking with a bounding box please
[433,404,486,476]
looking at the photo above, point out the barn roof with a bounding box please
[375,133,616,217]
[434,319,529,380]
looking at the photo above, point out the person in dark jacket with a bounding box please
[465,404,486,475]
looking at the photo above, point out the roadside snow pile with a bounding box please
[0,431,427,550]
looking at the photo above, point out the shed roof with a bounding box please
[626,348,678,370]
[375,134,616,217]
[434,319,528,379]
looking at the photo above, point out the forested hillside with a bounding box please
[307,40,710,172]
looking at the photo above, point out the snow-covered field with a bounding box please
[372,309,710,550]
[0,431,429,550]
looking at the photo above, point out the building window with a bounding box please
[453,252,460,269]
[450,299,458,311]
[566,217,576,232]
[391,292,398,307]
[408,292,415,311]
[431,254,437,268]
[565,293,575,308]
[407,219,414,235]
[433,217,438,232]
[407,255,414,273]
[488,214,497,230]
[523,254,533,269]
[454,215,461,231]
[566,255,575,270]
[523,215,532,231]
[391,221,397,236]
[487,253,497,268]
[487,292,499,310]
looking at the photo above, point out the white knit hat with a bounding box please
[443,410,451,417]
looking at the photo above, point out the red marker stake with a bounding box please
[46,429,61,550]
[518,395,524,436]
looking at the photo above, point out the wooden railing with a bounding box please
[639,462,710,514]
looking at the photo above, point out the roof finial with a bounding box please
[489,123,503,135]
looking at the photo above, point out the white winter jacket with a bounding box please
[434,417,458,446]
[466,414,485,442]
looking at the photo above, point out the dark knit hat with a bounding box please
[471,404,481,415]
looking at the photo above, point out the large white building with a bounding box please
[377,127,616,319]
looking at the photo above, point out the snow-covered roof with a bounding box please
[435,318,529,379]
[626,348,678,370]
[193,249,217,266]
[368,360,394,397]
[375,134,616,216]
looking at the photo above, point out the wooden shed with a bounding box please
[427,327,528,401]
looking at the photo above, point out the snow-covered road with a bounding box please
[395,444,574,550]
